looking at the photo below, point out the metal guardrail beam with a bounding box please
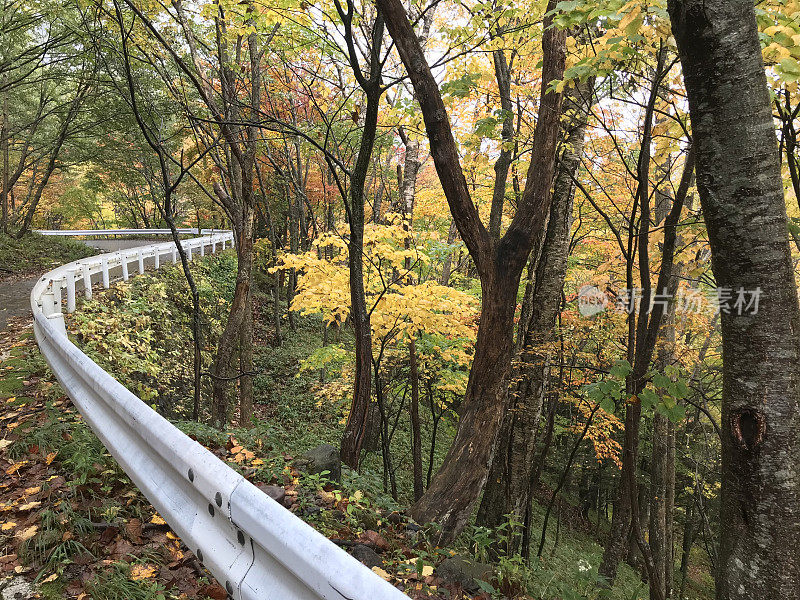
[31,230,409,600]
[33,228,221,236]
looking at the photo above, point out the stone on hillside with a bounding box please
[350,544,383,569]
[257,483,286,504]
[296,443,341,482]
[436,555,492,594]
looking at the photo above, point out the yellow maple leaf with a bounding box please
[1,521,16,531]
[149,514,167,525]
[44,452,57,465]
[372,567,391,581]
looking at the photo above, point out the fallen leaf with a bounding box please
[359,530,390,551]
[0,439,12,451]
[1,521,16,531]
[17,525,38,541]
[41,573,58,583]
[149,514,166,525]
[44,451,57,465]
[5,460,27,475]
[251,458,264,466]
[372,566,392,581]
[99,526,119,544]
[17,501,41,511]
[199,583,228,600]
[125,518,143,544]
[23,486,41,496]
[130,563,158,580]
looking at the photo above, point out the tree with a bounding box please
[376,0,567,541]
[476,77,596,552]
[668,1,800,597]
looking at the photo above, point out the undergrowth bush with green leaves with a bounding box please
[0,232,97,277]
[67,252,236,419]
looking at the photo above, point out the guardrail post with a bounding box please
[82,264,92,299]
[154,248,160,269]
[212,239,217,253]
[121,255,129,281]
[187,244,193,261]
[65,270,76,313]
[101,256,110,289]
[221,239,226,250]
[138,249,145,274]
[53,280,63,310]
[200,241,205,257]
[172,246,177,264]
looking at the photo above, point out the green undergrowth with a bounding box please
[66,251,237,419]
[0,233,97,278]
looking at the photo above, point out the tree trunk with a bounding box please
[410,338,423,500]
[476,79,593,545]
[650,413,668,600]
[211,206,255,427]
[380,0,566,542]
[410,271,520,538]
[669,2,800,597]
[1,83,8,234]
[339,55,384,467]
[239,285,254,425]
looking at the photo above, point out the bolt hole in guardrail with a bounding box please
[31,230,409,600]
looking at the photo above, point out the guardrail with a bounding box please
[31,230,409,600]
[34,228,220,236]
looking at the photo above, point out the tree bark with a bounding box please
[338,13,385,468]
[669,2,800,598]
[476,78,594,547]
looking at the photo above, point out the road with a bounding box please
[0,239,158,331]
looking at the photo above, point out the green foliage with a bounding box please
[68,253,236,419]
[86,562,168,600]
[0,233,97,278]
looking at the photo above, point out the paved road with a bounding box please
[0,239,163,332]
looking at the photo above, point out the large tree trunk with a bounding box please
[476,79,593,546]
[411,271,520,536]
[669,2,800,598]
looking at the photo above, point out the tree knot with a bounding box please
[731,408,766,451]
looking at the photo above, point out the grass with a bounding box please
[0,232,97,279]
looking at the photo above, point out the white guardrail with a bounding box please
[30,230,409,600]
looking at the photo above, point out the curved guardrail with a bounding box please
[31,230,408,600]
[34,228,216,236]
